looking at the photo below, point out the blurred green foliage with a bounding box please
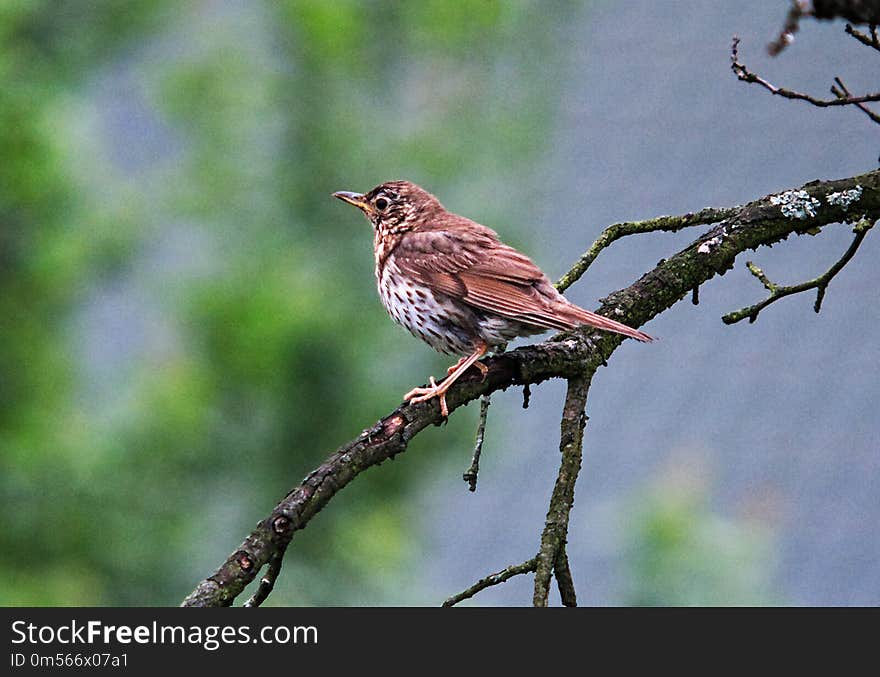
[0,0,582,605]
[619,464,778,606]
[1,1,773,606]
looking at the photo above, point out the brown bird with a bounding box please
[333,180,652,417]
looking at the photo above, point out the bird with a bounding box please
[333,180,652,417]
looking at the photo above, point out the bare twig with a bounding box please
[732,36,880,112]
[767,1,809,56]
[243,553,283,608]
[463,394,491,492]
[831,76,880,124]
[533,374,591,607]
[845,22,880,51]
[442,558,537,607]
[767,0,880,55]
[556,206,740,292]
[722,218,874,325]
[462,344,504,491]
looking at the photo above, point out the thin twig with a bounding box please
[463,394,491,492]
[556,206,740,292]
[746,260,776,292]
[533,374,591,607]
[462,344,504,491]
[732,36,880,108]
[831,76,880,124]
[767,1,808,56]
[845,22,880,51]
[722,218,874,324]
[442,558,537,607]
[243,553,283,608]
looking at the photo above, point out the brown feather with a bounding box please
[393,220,653,342]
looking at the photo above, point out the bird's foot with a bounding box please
[406,344,489,418]
[404,377,450,418]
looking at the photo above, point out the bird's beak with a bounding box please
[332,190,370,213]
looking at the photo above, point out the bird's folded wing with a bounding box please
[392,227,574,331]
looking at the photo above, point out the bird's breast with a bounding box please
[376,259,475,356]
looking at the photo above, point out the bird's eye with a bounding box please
[375,197,389,211]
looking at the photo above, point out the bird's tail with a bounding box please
[555,301,653,342]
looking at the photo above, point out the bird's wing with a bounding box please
[391,224,575,331]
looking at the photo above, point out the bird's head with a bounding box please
[333,180,443,233]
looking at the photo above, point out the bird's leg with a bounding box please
[446,356,468,376]
[404,342,488,417]
[446,356,489,381]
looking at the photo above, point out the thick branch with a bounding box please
[533,375,591,607]
[182,169,880,607]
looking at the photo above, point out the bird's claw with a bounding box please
[404,376,450,418]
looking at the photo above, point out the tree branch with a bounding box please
[243,552,283,608]
[462,394,491,492]
[553,545,577,607]
[732,36,880,122]
[533,375,591,606]
[722,216,874,324]
[768,1,880,55]
[441,558,537,607]
[767,1,809,56]
[831,76,880,125]
[182,169,880,607]
[813,0,880,24]
[845,22,880,51]
[555,207,740,292]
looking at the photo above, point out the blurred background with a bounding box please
[1,0,877,606]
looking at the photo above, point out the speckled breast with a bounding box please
[376,259,478,356]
